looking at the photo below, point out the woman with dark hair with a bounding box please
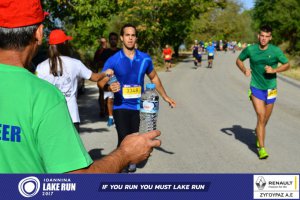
[36,29,113,132]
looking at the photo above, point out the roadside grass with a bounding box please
[282,67,300,81]
[282,53,300,81]
[280,43,300,81]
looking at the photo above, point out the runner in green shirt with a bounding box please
[236,25,290,159]
[0,0,161,173]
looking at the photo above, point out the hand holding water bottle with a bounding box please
[104,69,114,77]
[108,75,120,93]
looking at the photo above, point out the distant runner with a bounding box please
[206,42,215,68]
[192,42,202,69]
[162,44,172,72]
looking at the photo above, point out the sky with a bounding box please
[239,0,255,10]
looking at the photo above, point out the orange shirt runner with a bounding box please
[163,48,172,61]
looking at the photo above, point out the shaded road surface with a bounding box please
[78,51,300,173]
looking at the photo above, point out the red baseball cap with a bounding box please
[49,29,73,45]
[0,0,47,28]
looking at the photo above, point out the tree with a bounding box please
[252,0,300,54]
[115,0,226,56]
[43,0,118,59]
[189,0,255,45]
[42,0,226,62]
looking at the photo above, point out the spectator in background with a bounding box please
[96,32,121,127]
[93,37,107,72]
[36,29,113,132]
[93,37,108,118]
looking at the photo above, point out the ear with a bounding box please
[270,35,272,40]
[120,35,124,42]
[257,34,260,40]
[35,24,44,45]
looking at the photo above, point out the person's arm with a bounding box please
[68,130,161,173]
[236,58,251,77]
[265,48,290,74]
[89,69,113,82]
[98,76,110,90]
[265,63,290,74]
[147,70,176,108]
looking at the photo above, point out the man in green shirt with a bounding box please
[236,25,290,159]
[0,0,161,173]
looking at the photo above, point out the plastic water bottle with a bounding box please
[108,75,118,85]
[139,83,159,133]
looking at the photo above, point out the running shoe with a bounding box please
[128,164,136,172]
[258,148,269,159]
[107,118,114,127]
[194,61,197,66]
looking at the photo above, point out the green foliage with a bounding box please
[252,0,300,54]
[115,0,226,56]
[42,0,226,61]
[189,0,255,45]
[43,0,118,61]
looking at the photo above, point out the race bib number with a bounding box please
[267,88,277,100]
[208,53,214,56]
[165,54,171,59]
[122,85,141,99]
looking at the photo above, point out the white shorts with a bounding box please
[104,91,114,99]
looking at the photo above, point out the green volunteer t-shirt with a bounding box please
[238,43,288,90]
[0,64,93,173]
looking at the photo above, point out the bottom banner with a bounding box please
[0,174,298,200]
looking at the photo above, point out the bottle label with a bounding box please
[122,85,141,99]
[108,76,118,85]
[140,100,159,113]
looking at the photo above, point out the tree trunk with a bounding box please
[173,44,180,58]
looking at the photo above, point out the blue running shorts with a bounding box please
[249,86,277,104]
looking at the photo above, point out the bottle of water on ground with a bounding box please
[139,83,159,133]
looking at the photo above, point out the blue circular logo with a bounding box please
[18,176,40,198]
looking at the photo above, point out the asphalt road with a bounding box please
[78,51,300,173]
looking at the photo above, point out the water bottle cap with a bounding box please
[146,83,156,89]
